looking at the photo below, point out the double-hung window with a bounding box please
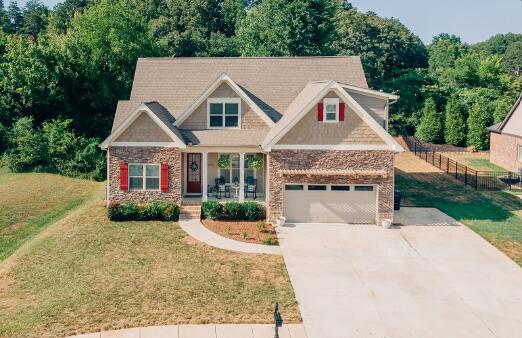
[323,98,339,122]
[129,164,160,190]
[518,145,522,162]
[208,98,240,128]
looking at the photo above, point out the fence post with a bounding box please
[414,142,416,155]
[464,166,468,185]
[475,171,478,190]
[432,151,435,165]
[446,159,449,173]
[455,162,458,179]
[439,154,442,169]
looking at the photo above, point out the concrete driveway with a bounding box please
[278,208,522,338]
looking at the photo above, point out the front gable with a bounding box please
[277,91,386,145]
[115,112,172,142]
[178,82,270,130]
[502,95,522,137]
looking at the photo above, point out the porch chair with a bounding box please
[244,178,257,199]
[215,177,230,199]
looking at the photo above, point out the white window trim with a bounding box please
[128,163,160,191]
[518,145,522,162]
[207,98,241,129]
[217,153,258,184]
[323,98,339,123]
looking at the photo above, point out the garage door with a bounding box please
[283,184,376,224]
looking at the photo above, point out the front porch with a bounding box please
[181,150,267,203]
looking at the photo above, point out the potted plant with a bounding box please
[248,155,263,169]
[217,154,230,169]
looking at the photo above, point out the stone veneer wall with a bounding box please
[267,150,395,225]
[490,132,522,173]
[108,146,182,204]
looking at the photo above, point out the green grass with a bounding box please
[396,154,522,266]
[0,198,300,338]
[0,170,102,261]
[462,158,507,171]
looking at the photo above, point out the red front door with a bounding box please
[187,153,202,194]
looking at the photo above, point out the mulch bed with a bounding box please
[201,219,278,245]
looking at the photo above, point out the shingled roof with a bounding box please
[112,56,368,132]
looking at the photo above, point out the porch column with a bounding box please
[202,152,208,202]
[239,152,245,202]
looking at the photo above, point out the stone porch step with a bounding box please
[179,204,202,220]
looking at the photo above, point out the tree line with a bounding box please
[0,0,520,179]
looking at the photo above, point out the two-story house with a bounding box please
[100,57,403,225]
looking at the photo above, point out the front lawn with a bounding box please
[0,170,102,261]
[396,153,522,266]
[0,197,300,338]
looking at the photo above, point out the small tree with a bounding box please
[415,98,444,143]
[444,96,466,146]
[467,102,491,150]
[492,97,513,124]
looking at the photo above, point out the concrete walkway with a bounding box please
[69,324,306,338]
[279,207,522,338]
[179,219,281,255]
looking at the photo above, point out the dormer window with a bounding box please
[208,98,241,128]
[323,98,339,123]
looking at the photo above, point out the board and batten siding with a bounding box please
[178,82,269,130]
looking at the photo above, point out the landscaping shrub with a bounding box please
[162,203,180,221]
[242,202,264,221]
[201,201,224,220]
[108,202,140,221]
[108,201,179,221]
[225,201,243,219]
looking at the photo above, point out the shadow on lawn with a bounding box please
[395,169,521,223]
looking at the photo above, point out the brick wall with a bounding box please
[108,146,182,204]
[490,132,522,172]
[267,150,395,225]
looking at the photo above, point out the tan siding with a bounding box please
[179,82,269,130]
[502,101,522,137]
[277,92,385,145]
[349,92,387,128]
[115,112,171,142]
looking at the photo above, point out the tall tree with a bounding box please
[0,0,9,33]
[467,101,491,150]
[331,5,428,87]
[58,0,159,135]
[236,0,336,57]
[6,0,22,33]
[150,0,245,56]
[444,96,466,146]
[21,0,49,37]
[47,0,90,34]
[502,41,522,76]
[415,98,444,143]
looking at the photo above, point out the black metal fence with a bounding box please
[404,137,522,191]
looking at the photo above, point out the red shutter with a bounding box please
[339,102,345,121]
[317,102,324,121]
[119,162,128,191]
[160,163,169,192]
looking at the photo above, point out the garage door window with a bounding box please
[355,186,374,191]
[308,185,327,190]
[285,185,303,190]
[331,185,350,191]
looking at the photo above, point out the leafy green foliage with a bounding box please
[108,201,180,221]
[473,33,522,76]
[237,0,335,57]
[3,117,105,180]
[415,98,444,143]
[224,201,243,220]
[107,202,141,221]
[201,201,224,220]
[331,5,428,87]
[444,96,466,146]
[493,97,513,124]
[467,101,492,150]
[242,201,264,221]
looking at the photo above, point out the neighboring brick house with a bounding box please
[100,57,403,225]
[489,92,522,173]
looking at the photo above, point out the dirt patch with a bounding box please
[395,152,443,174]
[202,219,278,245]
[483,234,522,266]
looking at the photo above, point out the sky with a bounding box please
[10,0,522,44]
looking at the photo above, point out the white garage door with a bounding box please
[283,184,377,224]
